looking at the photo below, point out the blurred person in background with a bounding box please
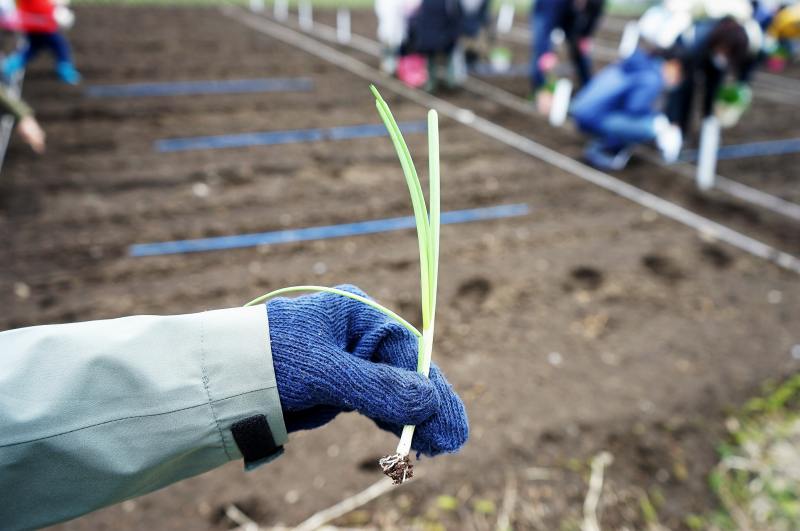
[0,285,468,530]
[529,0,605,115]
[1,0,80,85]
[657,0,765,131]
[569,7,685,171]
[397,0,463,90]
[375,0,487,91]
[665,16,754,133]
[761,1,800,72]
[0,83,45,152]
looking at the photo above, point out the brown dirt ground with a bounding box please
[1,6,799,530]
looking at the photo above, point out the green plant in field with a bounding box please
[638,489,663,528]
[472,498,497,515]
[690,374,800,531]
[435,495,459,511]
[246,86,440,484]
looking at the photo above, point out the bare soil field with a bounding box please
[1,6,798,530]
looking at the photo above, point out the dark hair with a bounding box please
[707,17,749,71]
[651,44,683,61]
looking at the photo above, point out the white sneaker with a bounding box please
[654,115,682,163]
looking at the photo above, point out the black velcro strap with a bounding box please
[231,415,282,466]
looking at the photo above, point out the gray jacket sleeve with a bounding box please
[0,306,288,531]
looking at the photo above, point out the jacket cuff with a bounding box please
[200,306,288,469]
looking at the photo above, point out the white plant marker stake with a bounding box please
[337,7,351,44]
[299,0,313,31]
[618,21,639,58]
[249,0,264,12]
[697,116,720,191]
[550,27,565,47]
[549,78,573,127]
[274,0,288,21]
[496,1,515,35]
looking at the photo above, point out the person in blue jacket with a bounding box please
[530,0,605,107]
[570,46,684,171]
[0,285,469,530]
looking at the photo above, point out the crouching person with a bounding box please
[397,0,467,90]
[378,0,487,91]
[570,46,683,171]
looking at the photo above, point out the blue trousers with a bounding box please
[22,32,73,66]
[578,112,657,151]
[529,1,593,90]
[571,65,658,150]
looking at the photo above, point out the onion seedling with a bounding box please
[245,86,441,485]
[371,85,440,484]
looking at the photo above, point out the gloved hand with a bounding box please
[267,285,468,456]
[537,51,559,75]
[714,83,752,129]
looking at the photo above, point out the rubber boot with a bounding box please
[380,47,398,75]
[446,45,467,89]
[56,61,81,85]
[2,53,25,82]
[424,55,438,93]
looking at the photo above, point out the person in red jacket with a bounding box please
[2,0,80,85]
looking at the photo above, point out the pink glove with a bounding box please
[538,51,559,73]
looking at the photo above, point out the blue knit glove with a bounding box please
[267,285,468,456]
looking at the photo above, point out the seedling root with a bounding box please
[379,453,413,484]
